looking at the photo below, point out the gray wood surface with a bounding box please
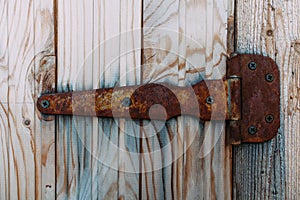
[1,0,300,199]
[233,0,300,199]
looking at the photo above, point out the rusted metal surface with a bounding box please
[37,54,280,144]
[226,54,280,143]
[37,80,235,121]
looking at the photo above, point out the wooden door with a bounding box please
[0,0,299,199]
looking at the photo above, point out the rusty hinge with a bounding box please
[37,54,280,144]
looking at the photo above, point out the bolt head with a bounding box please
[265,114,274,123]
[248,126,257,135]
[265,73,274,82]
[41,100,50,109]
[122,97,132,107]
[248,62,257,70]
[206,96,215,105]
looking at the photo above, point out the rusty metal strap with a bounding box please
[37,54,280,144]
[37,79,240,121]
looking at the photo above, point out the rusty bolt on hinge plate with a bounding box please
[37,54,280,144]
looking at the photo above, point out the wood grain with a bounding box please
[233,0,294,199]
[142,0,232,199]
[0,0,56,199]
[33,1,56,199]
[275,1,300,199]
[56,1,94,199]
[118,0,142,199]
[0,0,8,104]
[0,0,8,198]
[3,0,300,198]
[6,1,35,197]
[56,0,142,199]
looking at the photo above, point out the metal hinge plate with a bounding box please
[37,54,280,144]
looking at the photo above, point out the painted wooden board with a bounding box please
[0,0,56,199]
[56,0,142,199]
[142,0,232,199]
[233,0,299,199]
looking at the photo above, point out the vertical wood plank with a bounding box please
[0,0,8,198]
[275,0,300,199]
[233,0,291,199]
[33,0,56,199]
[0,106,9,200]
[142,1,180,199]
[92,0,121,199]
[0,0,56,199]
[56,0,142,199]
[0,0,8,104]
[142,0,231,199]
[118,0,142,199]
[56,0,94,199]
[7,1,35,198]
[34,5,54,200]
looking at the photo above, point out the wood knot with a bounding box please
[294,40,300,54]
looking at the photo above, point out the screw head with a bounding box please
[265,114,274,123]
[265,73,274,82]
[206,96,215,105]
[122,97,132,107]
[248,62,257,70]
[41,100,50,109]
[248,126,257,135]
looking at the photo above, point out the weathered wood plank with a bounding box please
[56,0,142,199]
[142,0,180,199]
[92,0,121,199]
[0,0,8,198]
[0,0,56,199]
[142,0,231,199]
[233,0,290,199]
[0,104,9,200]
[274,1,300,199]
[118,0,142,199]
[3,0,55,199]
[33,0,56,199]
[7,1,35,198]
[56,0,94,199]
[0,0,8,104]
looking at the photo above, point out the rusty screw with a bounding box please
[206,96,215,105]
[265,73,274,82]
[265,114,274,123]
[248,62,257,70]
[41,100,50,109]
[122,97,132,107]
[248,126,257,135]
